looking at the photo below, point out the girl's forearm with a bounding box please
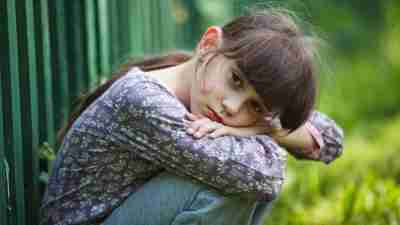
[272,124,317,152]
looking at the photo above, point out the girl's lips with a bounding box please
[206,106,224,124]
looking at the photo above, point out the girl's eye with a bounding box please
[231,72,244,89]
[250,101,263,114]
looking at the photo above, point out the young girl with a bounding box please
[41,7,343,225]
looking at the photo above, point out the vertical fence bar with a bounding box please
[118,0,130,62]
[66,1,84,101]
[0,69,9,225]
[142,1,152,53]
[170,1,178,49]
[40,0,56,153]
[116,1,124,62]
[98,0,111,77]
[85,0,99,89]
[15,0,41,224]
[129,0,145,57]
[109,0,119,67]
[55,0,70,127]
[0,0,10,224]
[152,0,162,53]
[159,1,171,50]
[125,0,133,58]
[25,0,40,224]
[7,0,27,225]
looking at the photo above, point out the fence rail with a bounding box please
[0,1,203,224]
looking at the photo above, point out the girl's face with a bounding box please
[190,54,271,127]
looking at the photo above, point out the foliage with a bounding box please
[263,116,400,225]
[38,142,56,163]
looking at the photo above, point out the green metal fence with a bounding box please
[0,1,202,224]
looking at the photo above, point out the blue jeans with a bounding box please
[101,172,273,225]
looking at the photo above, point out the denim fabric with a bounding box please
[101,172,273,225]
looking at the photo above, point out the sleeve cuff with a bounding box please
[304,122,325,151]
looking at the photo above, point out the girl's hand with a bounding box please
[184,113,228,138]
[184,113,284,138]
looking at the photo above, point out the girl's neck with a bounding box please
[144,60,195,109]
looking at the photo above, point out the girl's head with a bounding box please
[190,7,318,132]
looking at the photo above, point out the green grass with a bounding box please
[263,115,400,225]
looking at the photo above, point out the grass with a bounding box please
[263,115,400,225]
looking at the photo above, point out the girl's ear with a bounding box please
[197,26,223,53]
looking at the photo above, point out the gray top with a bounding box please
[40,67,343,225]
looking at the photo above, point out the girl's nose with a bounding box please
[221,96,245,117]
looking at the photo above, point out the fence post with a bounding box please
[85,0,99,89]
[24,0,40,224]
[7,0,27,224]
[55,0,70,127]
[40,0,56,170]
[66,1,85,102]
[129,0,145,57]
[0,69,9,225]
[98,0,111,77]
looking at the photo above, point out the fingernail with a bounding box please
[187,128,194,134]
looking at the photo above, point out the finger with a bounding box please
[185,113,197,121]
[185,112,203,121]
[209,127,229,138]
[188,118,211,131]
[184,112,206,123]
[183,119,191,127]
[186,118,210,135]
[192,113,205,119]
[194,122,220,138]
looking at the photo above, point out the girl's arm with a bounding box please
[278,111,344,164]
[186,111,344,164]
[107,74,287,201]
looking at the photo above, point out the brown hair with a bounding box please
[58,7,318,143]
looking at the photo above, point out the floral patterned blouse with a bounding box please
[40,67,344,225]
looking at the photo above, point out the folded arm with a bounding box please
[182,108,344,164]
[276,111,344,164]
[108,74,287,201]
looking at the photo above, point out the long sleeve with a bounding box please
[106,72,287,201]
[288,111,344,164]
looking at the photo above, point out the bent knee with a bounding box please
[172,189,257,225]
[154,171,256,206]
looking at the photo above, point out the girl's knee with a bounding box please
[151,172,258,225]
[171,188,257,225]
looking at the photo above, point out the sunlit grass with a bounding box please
[263,115,400,225]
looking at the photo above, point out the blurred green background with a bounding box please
[176,0,400,224]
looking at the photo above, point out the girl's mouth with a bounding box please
[206,106,224,124]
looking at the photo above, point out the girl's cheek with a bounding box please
[200,78,216,94]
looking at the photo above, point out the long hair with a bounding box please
[58,7,319,143]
